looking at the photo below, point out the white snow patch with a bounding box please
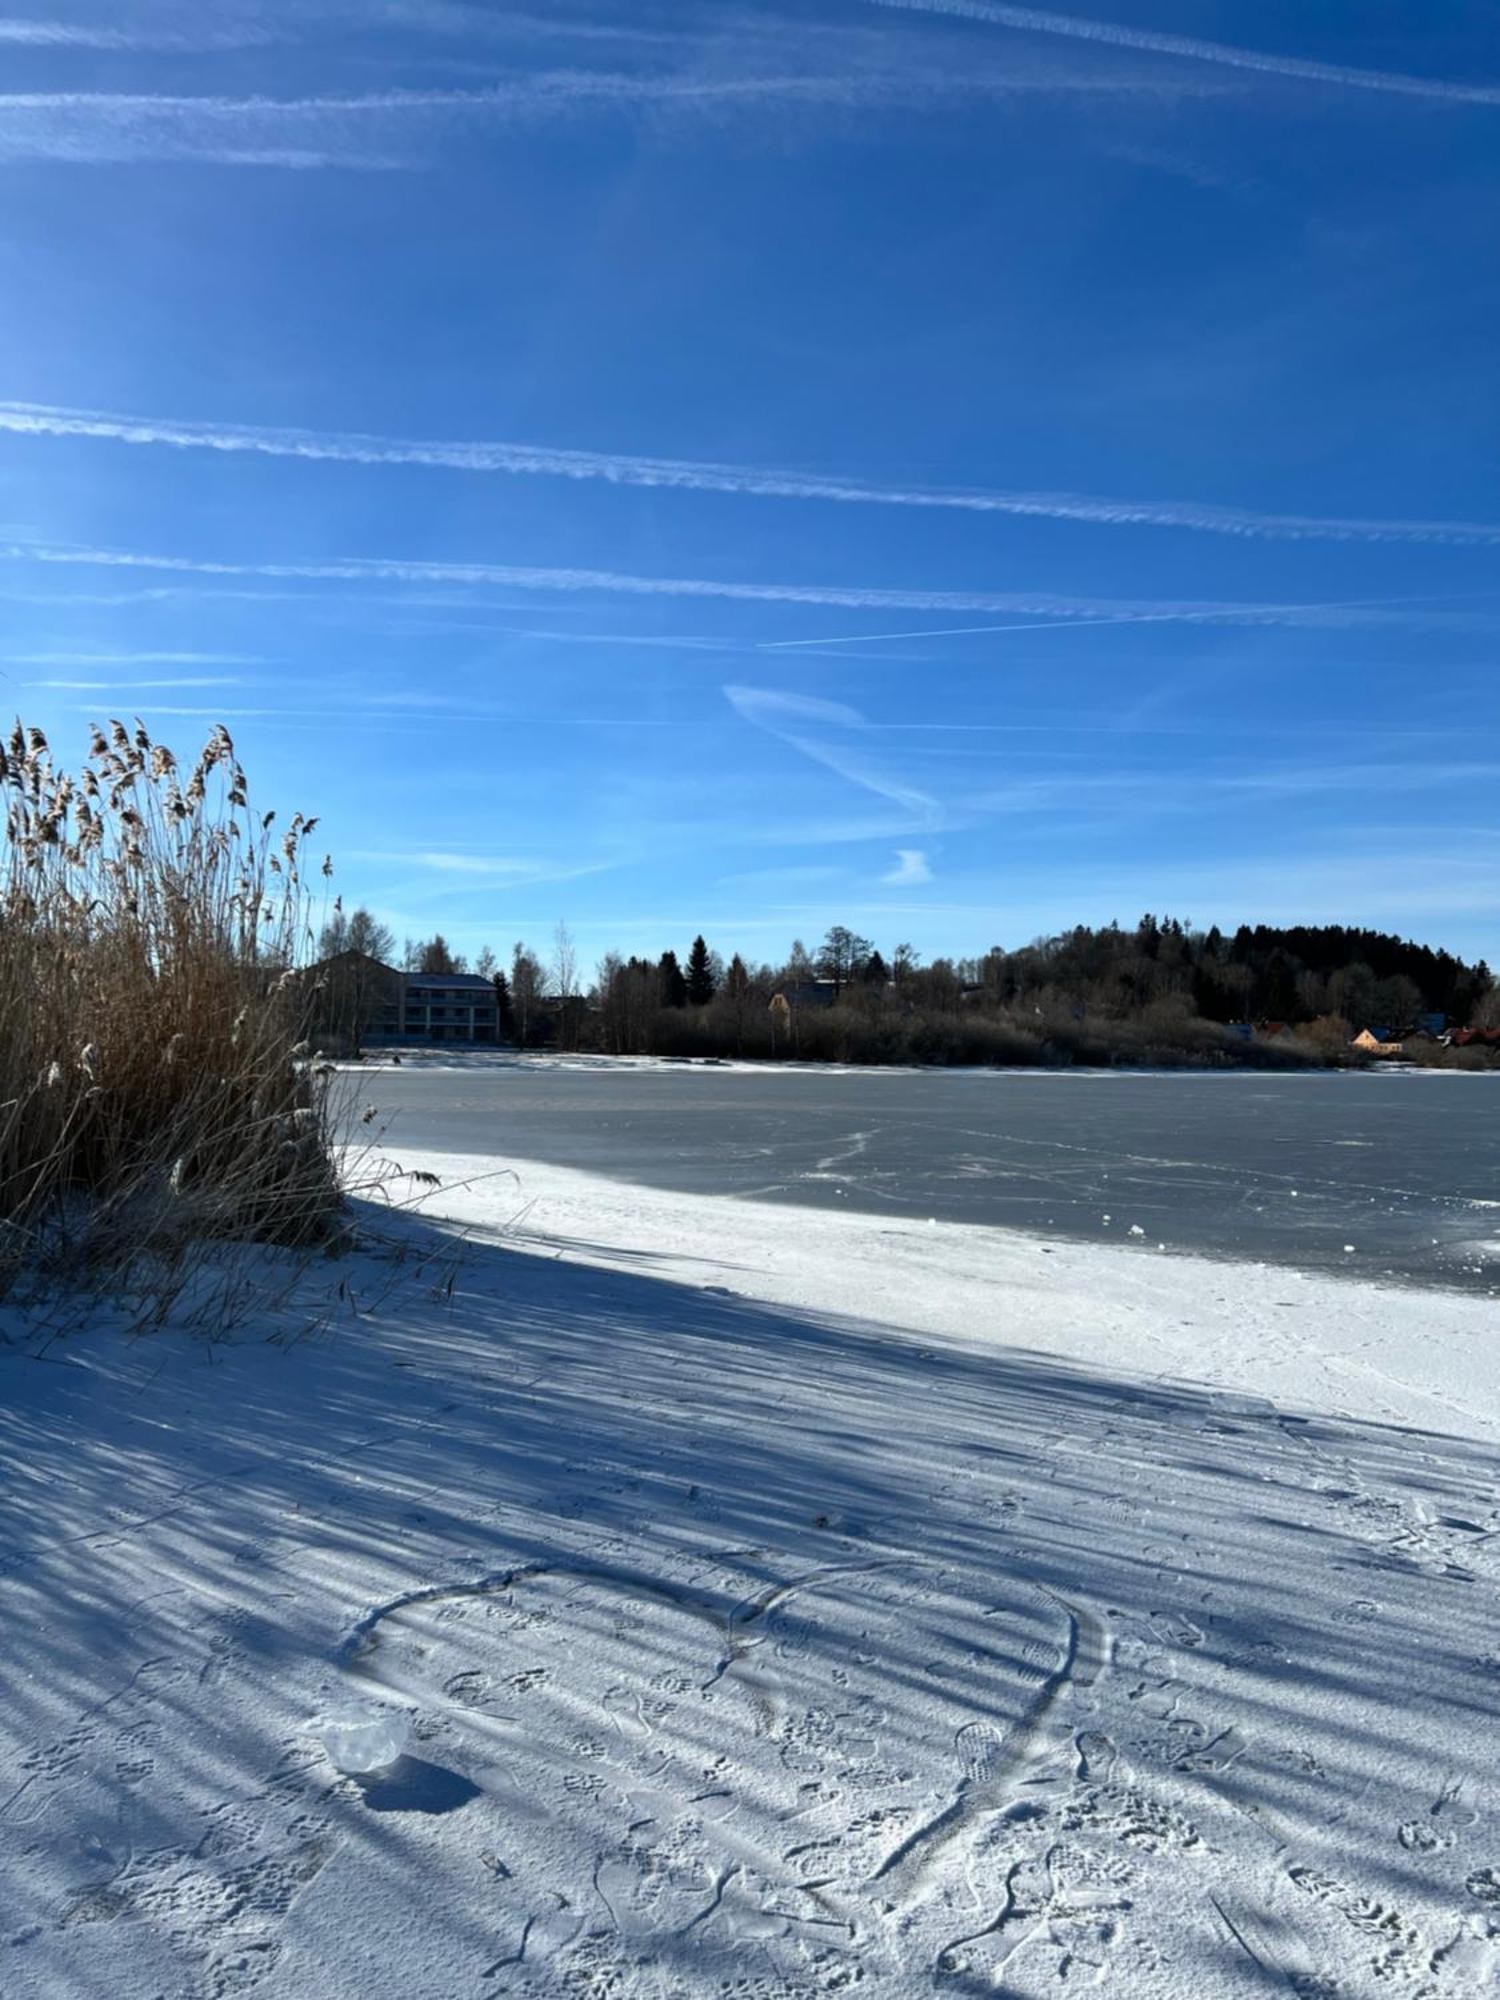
[2,1146,1499,1998]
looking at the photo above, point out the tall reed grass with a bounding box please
[0,720,340,1298]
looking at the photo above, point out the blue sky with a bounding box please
[1,1,1497,972]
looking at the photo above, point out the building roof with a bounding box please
[309,951,496,992]
[771,979,840,1009]
[406,972,496,991]
[312,948,397,974]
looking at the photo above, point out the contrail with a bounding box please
[0,19,148,45]
[0,534,1485,632]
[867,0,1500,107]
[0,55,1195,169]
[762,615,1154,648]
[3,399,1498,548]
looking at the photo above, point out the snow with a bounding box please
[333,1048,1291,1079]
[317,1699,412,1777]
[4,1146,1500,1998]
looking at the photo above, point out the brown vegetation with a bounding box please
[0,720,340,1299]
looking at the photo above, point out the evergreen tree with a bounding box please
[721,953,754,1054]
[862,949,890,985]
[492,968,516,1042]
[685,934,716,1006]
[658,949,688,1009]
[1262,948,1298,1021]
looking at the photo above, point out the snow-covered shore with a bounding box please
[4,1153,1499,1998]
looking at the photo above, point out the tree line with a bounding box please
[316,907,1496,1067]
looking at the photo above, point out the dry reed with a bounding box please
[0,719,341,1300]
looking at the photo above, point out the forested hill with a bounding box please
[985,918,1491,1026]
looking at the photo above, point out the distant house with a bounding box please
[769,979,841,1012]
[1256,1021,1294,1040]
[307,951,500,1050]
[1351,1026,1404,1056]
[1453,1025,1500,1050]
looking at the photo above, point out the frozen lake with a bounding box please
[362,1062,1500,1294]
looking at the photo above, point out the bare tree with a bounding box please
[418,934,460,975]
[553,920,578,1001]
[511,941,547,1047]
[345,909,396,963]
[594,952,626,1053]
[319,904,350,959]
[816,925,873,996]
[312,907,397,1052]
[320,904,393,963]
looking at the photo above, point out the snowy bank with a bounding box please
[3,1153,1499,1998]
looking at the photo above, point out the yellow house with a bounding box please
[1352,1028,1403,1056]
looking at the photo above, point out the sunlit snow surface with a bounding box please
[3,1124,1500,1998]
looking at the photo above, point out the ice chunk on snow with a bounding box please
[318,1697,411,1774]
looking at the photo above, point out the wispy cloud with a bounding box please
[0,7,647,55]
[347,848,617,887]
[961,756,1500,821]
[884,848,933,885]
[0,18,151,47]
[489,628,733,651]
[727,688,867,730]
[2,649,260,664]
[0,534,1489,632]
[726,685,947,830]
[868,0,1500,107]
[0,10,295,48]
[29,675,243,689]
[6,399,1500,549]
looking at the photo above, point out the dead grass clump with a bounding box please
[0,719,340,1297]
